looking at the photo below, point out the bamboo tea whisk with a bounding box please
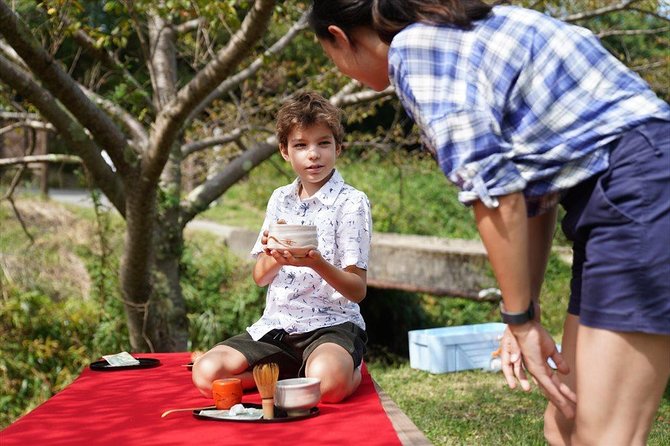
[252,363,279,419]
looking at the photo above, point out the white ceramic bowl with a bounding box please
[274,377,321,416]
[267,224,318,257]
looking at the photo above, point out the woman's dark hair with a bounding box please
[309,1,374,42]
[309,1,493,44]
[374,0,493,44]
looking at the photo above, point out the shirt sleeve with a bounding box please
[335,191,372,270]
[250,189,280,258]
[389,36,527,208]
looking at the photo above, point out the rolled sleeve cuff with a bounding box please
[424,110,527,208]
[451,157,527,208]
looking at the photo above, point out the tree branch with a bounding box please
[631,60,668,72]
[186,9,309,123]
[0,2,135,177]
[82,86,149,148]
[174,18,204,34]
[331,85,395,107]
[0,154,82,166]
[630,7,670,24]
[68,24,152,110]
[561,0,645,22]
[597,26,670,38]
[0,111,41,120]
[0,52,126,216]
[144,0,276,185]
[179,81,392,222]
[181,127,246,157]
[0,119,54,136]
[180,137,277,223]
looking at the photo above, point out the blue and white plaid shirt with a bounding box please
[388,6,670,216]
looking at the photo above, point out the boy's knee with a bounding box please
[306,359,353,403]
[191,355,221,397]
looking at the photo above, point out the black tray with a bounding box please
[193,403,319,423]
[89,357,161,371]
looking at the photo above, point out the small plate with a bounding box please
[193,403,319,423]
[89,357,161,371]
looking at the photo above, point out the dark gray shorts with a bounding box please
[218,322,367,379]
[560,119,670,335]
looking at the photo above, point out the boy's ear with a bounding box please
[279,144,289,160]
[327,25,351,49]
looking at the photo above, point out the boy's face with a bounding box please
[280,122,341,195]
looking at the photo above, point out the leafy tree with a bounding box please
[0,0,390,351]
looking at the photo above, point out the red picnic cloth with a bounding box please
[1,353,402,446]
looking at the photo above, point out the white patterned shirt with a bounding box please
[246,169,372,341]
[388,5,670,216]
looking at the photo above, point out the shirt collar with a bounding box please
[280,169,345,206]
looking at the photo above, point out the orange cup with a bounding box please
[211,378,243,410]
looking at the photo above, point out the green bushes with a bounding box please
[0,285,101,427]
[181,233,266,351]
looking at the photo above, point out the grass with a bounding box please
[368,363,670,445]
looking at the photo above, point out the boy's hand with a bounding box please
[261,220,286,253]
[268,248,323,268]
[261,229,270,250]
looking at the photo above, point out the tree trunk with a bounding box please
[119,144,190,352]
[120,180,160,352]
[153,144,189,351]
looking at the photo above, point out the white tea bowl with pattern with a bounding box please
[267,223,318,257]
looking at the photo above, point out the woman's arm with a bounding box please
[528,205,558,310]
[499,205,557,390]
[473,192,576,418]
[473,192,532,313]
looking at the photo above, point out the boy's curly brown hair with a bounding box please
[276,91,344,148]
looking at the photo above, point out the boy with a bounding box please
[192,91,372,403]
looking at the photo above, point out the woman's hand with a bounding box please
[509,321,577,419]
[500,326,531,391]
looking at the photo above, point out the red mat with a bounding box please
[1,353,402,446]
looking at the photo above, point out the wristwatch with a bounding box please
[500,301,535,325]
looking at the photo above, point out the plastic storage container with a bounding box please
[408,323,506,373]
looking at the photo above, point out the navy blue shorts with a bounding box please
[560,119,670,335]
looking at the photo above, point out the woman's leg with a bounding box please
[305,342,361,403]
[543,314,579,445]
[191,345,254,397]
[571,327,670,446]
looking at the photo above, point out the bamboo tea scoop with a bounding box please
[161,405,215,418]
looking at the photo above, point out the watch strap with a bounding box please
[500,301,535,325]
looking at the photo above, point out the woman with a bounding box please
[309,1,670,444]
